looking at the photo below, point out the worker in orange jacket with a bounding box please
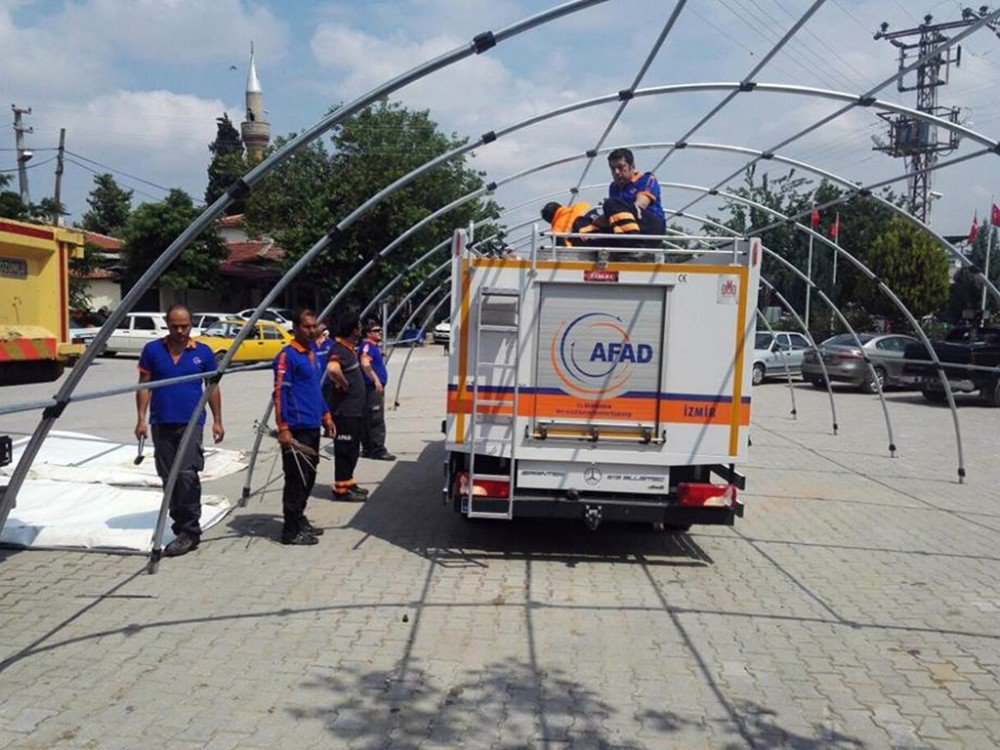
[541,201,602,247]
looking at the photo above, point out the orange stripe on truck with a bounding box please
[446,389,750,426]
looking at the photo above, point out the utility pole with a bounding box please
[11,104,34,207]
[873,8,1000,224]
[53,128,66,226]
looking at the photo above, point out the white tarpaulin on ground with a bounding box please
[0,479,232,552]
[3,430,247,486]
[0,431,245,552]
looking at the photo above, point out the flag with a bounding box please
[992,202,1000,227]
[830,212,840,242]
[969,212,979,245]
[810,205,819,230]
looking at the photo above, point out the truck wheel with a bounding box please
[982,378,1000,408]
[664,523,691,533]
[102,350,117,357]
[752,363,765,386]
[214,350,227,364]
[922,388,946,404]
[862,366,886,395]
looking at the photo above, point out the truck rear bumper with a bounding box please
[465,494,742,526]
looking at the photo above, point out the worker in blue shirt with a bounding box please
[603,147,666,242]
[135,304,224,558]
[273,309,335,545]
[358,318,395,461]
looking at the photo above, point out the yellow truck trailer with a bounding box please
[0,218,85,384]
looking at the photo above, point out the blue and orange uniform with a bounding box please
[605,172,666,238]
[273,339,330,541]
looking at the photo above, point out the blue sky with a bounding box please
[3,0,1000,238]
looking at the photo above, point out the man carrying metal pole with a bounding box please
[135,304,224,558]
[274,309,335,545]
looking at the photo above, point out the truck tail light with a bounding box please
[676,482,736,507]
[455,471,510,499]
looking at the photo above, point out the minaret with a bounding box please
[240,43,270,160]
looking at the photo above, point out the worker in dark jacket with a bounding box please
[325,311,369,502]
[273,309,335,545]
[358,319,395,461]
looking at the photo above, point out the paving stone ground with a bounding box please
[1,348,999,748]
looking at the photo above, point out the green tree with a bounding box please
[246,100,499,308]
[707,166,902,333]
[858,217,950,324]
[205,113,248,214]
[122,189,226,292]
[0,173,28,220]
[947,221,1000,322]
[81,174,133,236]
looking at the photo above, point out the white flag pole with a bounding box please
[805,201,815,330]
[982,199,994,318]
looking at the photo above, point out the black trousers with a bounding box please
[280,428,320,537]
[333,416,362,495]
[361,387,388,456]
[152,424,205,539]
[602,197,666,247]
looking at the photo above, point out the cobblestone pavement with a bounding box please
[1,349,1000,748]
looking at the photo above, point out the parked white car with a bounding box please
[433,321,451,344]
[751,331,812,385]
[236,307,296,330]
[193,312,235,331]
[104,313,169,355]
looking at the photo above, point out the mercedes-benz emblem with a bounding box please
[583,466,602,486]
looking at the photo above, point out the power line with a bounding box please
[0,156,57,174]
[63,157,166,203]
[64,150,174,193]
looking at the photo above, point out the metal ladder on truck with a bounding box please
[466,286,523,519]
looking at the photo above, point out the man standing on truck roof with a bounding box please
[273,309,336,546]
[604,147,666,239]
[325,310,369,502]
[135,304,224,558]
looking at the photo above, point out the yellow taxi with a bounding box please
[196,318,292,363]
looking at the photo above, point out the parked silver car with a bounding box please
[801,332,920,393]
[751,331,812,385]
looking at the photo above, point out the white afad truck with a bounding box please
[444,228,761,530]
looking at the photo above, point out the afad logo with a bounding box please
[549,312,654,398]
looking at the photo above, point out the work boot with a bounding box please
[337,486,368,503]
[163,533,199,558]
[300,516,325,536]
[281,530,319,546]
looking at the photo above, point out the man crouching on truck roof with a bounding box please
[604,147,666,242]
[540,201,602,247]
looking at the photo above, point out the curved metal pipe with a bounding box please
[384,260,452,334]
[386,280,452,363]
[755,286,840,432]
[392,290,453,410]
[667,179,964,475]
[359,243,450,321]
[754,310,798,419]
[0,0,611,542]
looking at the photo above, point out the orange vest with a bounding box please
[551,203,593,246]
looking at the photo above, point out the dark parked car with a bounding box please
[802,332,920,394]
[903,326,1000,406]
